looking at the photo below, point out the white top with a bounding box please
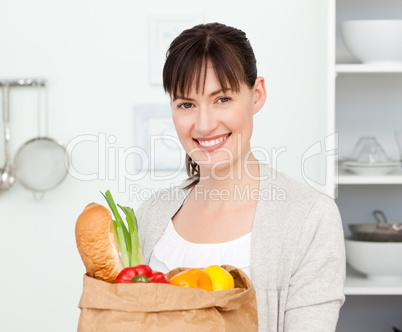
[138,162,345,331]
[149,219,252,279]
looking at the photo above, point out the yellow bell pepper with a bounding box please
[204,265,235,291]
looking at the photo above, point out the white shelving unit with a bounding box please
[345,266,402,296]
[338,169,402,185]
[336,64,402,74]
[330,0,402,330]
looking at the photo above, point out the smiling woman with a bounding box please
[135,22,345,332]
[163,23,263,186]
[170,62,265,181]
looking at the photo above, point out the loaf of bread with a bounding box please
[75,203,123,283]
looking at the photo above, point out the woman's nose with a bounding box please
[194,107,218,135]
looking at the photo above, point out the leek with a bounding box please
[101,190,143,267]
[101,190,130,267]
[118,204,143,266]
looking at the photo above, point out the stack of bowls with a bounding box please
[346,211,402,280]
[341,20,402,280]
[341,20,402,64]
[345,239,402,280]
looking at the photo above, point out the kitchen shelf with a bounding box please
[345,265,402,295]
[338,169,402,185]
[332,0,402,329]
[336,64,402,74]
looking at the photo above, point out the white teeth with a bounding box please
[198,135,229,147]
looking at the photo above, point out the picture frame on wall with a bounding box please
[134,103,185,172]
[149,13,204,85]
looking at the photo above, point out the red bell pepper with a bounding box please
[114,265,169,284]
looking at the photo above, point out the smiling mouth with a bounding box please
[194,133,231,148]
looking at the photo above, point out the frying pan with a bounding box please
[349,210,402,242]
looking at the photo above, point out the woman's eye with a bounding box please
[217,97,231,103]
[178,102,194,109]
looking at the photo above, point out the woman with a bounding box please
[136,22,345,331]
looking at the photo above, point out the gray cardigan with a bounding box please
[136,163,345,331]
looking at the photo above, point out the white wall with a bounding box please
[0,1,328,331]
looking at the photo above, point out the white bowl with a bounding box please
[345,238,402,280]
[341,20,402,65]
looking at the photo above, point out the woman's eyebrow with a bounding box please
[173,95,196,102]
[173,88,232,102]
[209,88,231,96]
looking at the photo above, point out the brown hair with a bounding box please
[163,22,258,189]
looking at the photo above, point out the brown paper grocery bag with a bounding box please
[77,265,258,332]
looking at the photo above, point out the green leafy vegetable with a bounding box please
[101,190,143,267]
[118,205,143,267]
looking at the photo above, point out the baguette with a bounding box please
[75,203,123,283]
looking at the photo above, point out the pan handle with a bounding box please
[2,84,11,165]
[373,210,388,224]
[392,224,402,232]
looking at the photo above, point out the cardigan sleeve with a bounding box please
[284,195,346,331]
[134,196,156,264]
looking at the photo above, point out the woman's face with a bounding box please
[171,65,266,176]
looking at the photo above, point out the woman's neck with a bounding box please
[194,154,260,203]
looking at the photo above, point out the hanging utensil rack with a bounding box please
[0,78,47,87]
[0,78,48,192]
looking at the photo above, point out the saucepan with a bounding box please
[349,210,402,242]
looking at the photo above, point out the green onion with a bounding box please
[118,205,143,266]
[101,190,130,267]
[101,190,143,267]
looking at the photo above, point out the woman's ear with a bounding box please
[252,76,267,115]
